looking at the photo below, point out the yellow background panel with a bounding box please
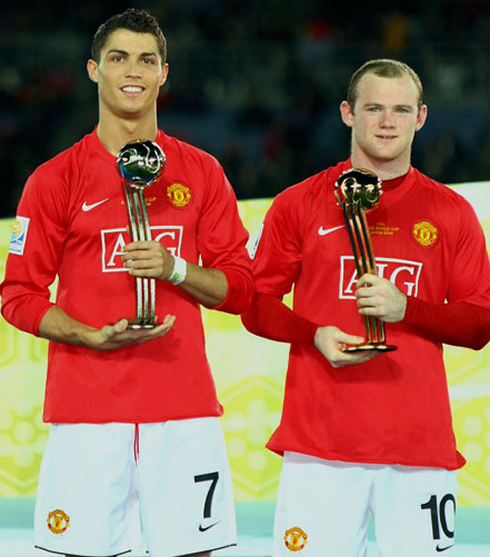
[0,184,489,506]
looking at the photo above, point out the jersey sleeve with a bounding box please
[403,191,490,349]
[196,156,253,314]
[240,188,313,342]
[250,187,304,297]
[446,196,490,306]
[241,292,318,344]
[0,168,68,335]
[404,299,490,349]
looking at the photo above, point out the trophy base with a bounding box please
[124,318,157,330]
[344,343,397,353]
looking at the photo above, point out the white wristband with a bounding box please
[168,255,187,285]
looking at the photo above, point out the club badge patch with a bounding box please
[412,220,438,248]
[9,216,30,255]
[284,526,308,552]
[166,182,192,208]
[47,509,70,534]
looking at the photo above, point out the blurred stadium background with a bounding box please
[2,0,490,215]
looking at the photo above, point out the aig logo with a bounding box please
[100,226,183,273]
[339,256,423,299]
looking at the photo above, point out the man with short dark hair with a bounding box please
[1,8,253,557]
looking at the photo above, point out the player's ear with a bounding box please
[159,63,169,87]
[87,59,99,84]
[340,100,354,128]
[415,104,428,132]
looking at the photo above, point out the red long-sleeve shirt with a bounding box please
[242,160,490,470]
[1,129,253,423]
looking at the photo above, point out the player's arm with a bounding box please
[122,239,253,313]
[401,195,490,350]
[122,156,253,313]
[122,241,228,307]
[38,305,175,352]
[403,298,490,350]
[241,293,380,367]
[355,273,490,349]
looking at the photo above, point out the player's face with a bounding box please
[87,29,168,121]
[340,73,427,171]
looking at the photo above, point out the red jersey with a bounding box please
[0,129,253,423]
[252,160,490,470]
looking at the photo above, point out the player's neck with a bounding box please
[96,113,159,156]
[350,151,411,181]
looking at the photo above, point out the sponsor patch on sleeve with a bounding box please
[9,216,30,255]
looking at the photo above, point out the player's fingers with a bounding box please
[334,350,381,367]
[149,315,176,335]
[162,314,176,327]
[358,305,385,317]
[337,332,365,346]
[125,258,159,269]
[356,273,377,288]
[100,324,114,341]
[123,240,152,251]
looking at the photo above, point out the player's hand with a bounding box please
[355,273,407,323]
[314,326,381,368]
[122,241,174,281]
[92,314,176,351]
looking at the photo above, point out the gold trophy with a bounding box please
[334,168,397,352]
[116,139,166,329]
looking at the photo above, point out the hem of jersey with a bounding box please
[267,445,465,470]
[175,542,237,557]
[34,545,132,556]
[43,410,225,424]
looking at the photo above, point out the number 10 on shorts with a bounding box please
[421,494,455,541]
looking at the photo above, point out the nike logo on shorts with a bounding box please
[199,521,220,532]
[318,224,345,236]
[82,198,110,212]
[436,544,454,552]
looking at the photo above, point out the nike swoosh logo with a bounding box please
[318,224,345,236]
[82,198,110,212]
[198,521,220,532]
[436,544,454,552]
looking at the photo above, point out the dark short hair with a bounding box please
[91,8,167,64]
[346,59,424,111]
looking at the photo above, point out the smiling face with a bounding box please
[87,28,168,124]
[340,72,427,176]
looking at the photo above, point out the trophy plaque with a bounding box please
[334,168,397,352]
[116,139,166,329]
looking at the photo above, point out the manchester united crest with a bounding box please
[412,220,438,247]
[166,182,192,208]
[47,509,70,534]
[284,526,308,552]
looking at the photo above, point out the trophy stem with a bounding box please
[343,204,363,278]
[116,140,166,330]
[356,208,387,345]
[340,195,395,352]
[124,184,156,328]
[357,211,377,274]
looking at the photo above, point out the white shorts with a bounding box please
[274,452,457,557]
[34,418,236,557]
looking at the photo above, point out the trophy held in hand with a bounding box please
[335,168,397,352]
[116,139,166,329]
